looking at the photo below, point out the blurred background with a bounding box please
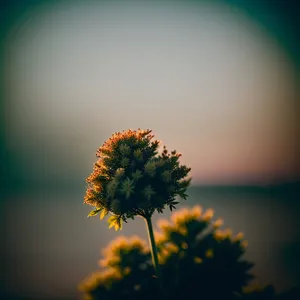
[1,0,299,299]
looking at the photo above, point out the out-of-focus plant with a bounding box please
[276,286,300,300]
[155,206,254,299]
[79,206,270,300]
[241,284,276,300]
[83,129,191,279]
[79,236,158,300]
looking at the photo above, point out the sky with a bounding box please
[2,0,300,189]
[1,0,300,299]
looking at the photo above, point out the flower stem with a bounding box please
[145,215,161,279]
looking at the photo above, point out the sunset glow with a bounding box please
[4,0,299,187]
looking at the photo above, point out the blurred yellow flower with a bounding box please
[205,249,214,258]
[202,208,214,221]
[123,267,131,275]
[170,208,192,225]
[165,243,179,254]
[181,242,188,250]
[214,229,226,241]
[223,228,232,238]
[194,257,203,264]
[191,205,202,218]
[233,232,244,242]
[99,235,149,268]
[79,269,121,292]
[213,218,224,228]
[157,219,172,232]
[241,240,248,248]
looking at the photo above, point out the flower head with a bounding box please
[99,235,149,272]
[202,208,214,221]
[213,218,224,229]
[84,129,191,229]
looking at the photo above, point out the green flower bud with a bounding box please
[120,157,129,167]
[120,178,135,199]
[144,161,157,177]
[143,185,156,200]
[107,179,119,198]
[115,168,125,178]
[161,170,172,182]
[133,149,143,161]
[132,169,142,181]
[119,144,131,155]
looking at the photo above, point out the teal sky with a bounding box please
[2,0,300,188]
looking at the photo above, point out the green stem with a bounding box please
[145,215,161,279]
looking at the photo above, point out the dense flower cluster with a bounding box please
[79,236,156,300]
[99,236,150,274]
[84,129,191,229]
[154,206,253,299]
[79,206,259,300]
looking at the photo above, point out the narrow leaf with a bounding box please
[88,208,102,217]
[100,209,108,220]
[169,205,176,212]
[109,221,115,229]
[114,221,122,231]
[108,215,118,229]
